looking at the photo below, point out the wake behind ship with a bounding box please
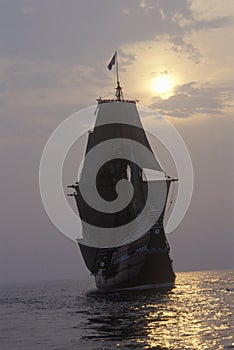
[68,53,176,291]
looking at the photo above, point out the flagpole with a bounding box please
[115,51,119,84]
[115,51,123,101]
[107,51,123,101]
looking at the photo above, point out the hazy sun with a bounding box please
[151,75,175,96]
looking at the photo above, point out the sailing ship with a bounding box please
[68,52,177,291]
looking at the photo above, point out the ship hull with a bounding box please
[95,250,175,291]
[79,230,176,292]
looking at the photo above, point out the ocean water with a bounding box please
[0,270,233,350]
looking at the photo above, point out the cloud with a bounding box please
[172,9,232,31]
[138,0,154,14]
[133,1,233,64]
[118,50,136,71]
[0,54,116,147]
[150,81,234,118]
[0,0,232,66]
[156,1,233,63]
[170,36,202,63]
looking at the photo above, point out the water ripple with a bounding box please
[0,271,233,350]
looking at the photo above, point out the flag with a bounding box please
[107,52,116,70]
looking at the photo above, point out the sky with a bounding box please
[0,0,233,283]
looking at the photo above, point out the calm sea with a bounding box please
[0,270,233,350]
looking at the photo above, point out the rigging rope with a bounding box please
[166,181,175,213]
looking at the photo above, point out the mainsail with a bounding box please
[75,100,169,248]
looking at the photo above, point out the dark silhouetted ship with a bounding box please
[68,53,176,291]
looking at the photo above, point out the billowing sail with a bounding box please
[76,100,168,248]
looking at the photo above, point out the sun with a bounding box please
[151,74,175,96]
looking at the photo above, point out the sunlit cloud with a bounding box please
[150,81,234,118]
[138,0,154,14]
[1,0,234,143]
[190,0,234,21]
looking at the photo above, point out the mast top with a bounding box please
[109,51,124,101]
[97,51,136,104]
[115,81,123,101]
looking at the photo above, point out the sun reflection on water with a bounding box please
[138,272,233,349]
[84,271,234,350]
